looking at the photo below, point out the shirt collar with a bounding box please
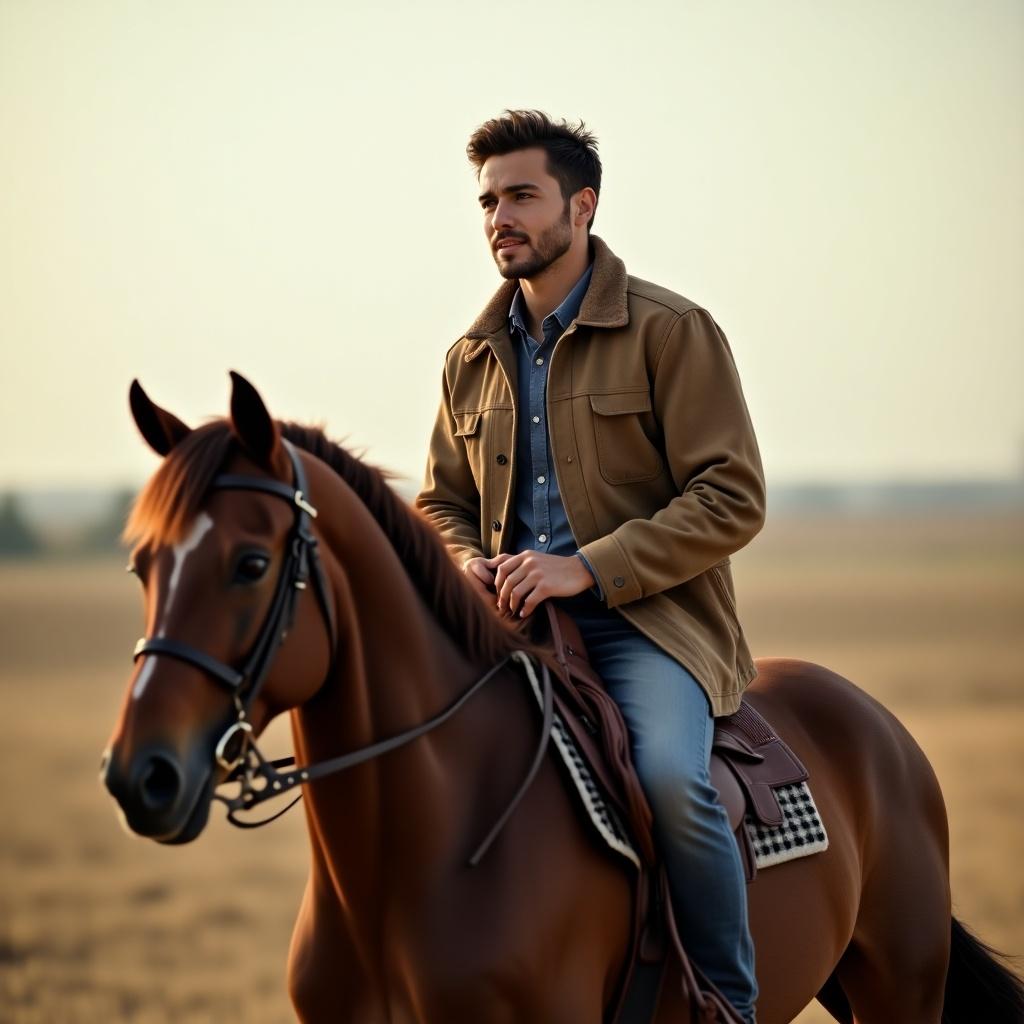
[508,262,594,342]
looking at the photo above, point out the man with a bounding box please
[416,109,765,1023]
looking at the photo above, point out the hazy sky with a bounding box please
[2,0,1022,492]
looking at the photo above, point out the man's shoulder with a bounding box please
[625,274,707,320]
[441,334,483,373]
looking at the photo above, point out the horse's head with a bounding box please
[102,372,335,843]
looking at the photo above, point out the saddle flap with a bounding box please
[540,605,658,866]
[712,705,809,827]
[709,755,746,833]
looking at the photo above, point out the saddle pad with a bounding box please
[744,780,828,868]
[512,651,641,870]
[513,651,828,874]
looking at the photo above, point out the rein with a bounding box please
[131,439,553,866]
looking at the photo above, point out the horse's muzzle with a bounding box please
[101,742,213,843]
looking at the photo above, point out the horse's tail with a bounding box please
[942,917,1024,1023]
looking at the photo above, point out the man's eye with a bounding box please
[234,553,270,583]
[516,193,531,200]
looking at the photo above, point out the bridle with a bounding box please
[132,439,336,819]
[131,438,553,866]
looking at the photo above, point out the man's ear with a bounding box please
[574,186,597,228]
[228,370,281,467]
[129,379,192,456]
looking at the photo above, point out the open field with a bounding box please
[1,512,1022,1022]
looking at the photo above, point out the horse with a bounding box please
[102,372,1024,1023]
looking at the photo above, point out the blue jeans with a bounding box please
[558,593,758,1023]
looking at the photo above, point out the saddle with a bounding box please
[534,603,811,1024]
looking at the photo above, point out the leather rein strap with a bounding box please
[130,439,554,866]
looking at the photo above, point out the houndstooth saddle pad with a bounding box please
[513,651,829,874]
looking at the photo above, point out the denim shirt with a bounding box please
[508,264,603,597]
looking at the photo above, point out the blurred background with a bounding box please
[1,1,1021,1021]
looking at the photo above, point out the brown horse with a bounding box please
[102,373,1023,1024]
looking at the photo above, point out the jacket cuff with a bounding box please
[574,551,604,601]
[456,547,487,569]
[438,542,485,572]
[577,535,641,608]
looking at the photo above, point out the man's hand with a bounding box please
[462,556,499,600]
[486,551,596,618]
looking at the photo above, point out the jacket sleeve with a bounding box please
[414,362,487,569]
[578,308,766,607]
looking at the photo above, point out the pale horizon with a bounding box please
[2,1,1022,491]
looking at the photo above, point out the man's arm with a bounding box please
[578,308,766,607]
[414,364,488,571]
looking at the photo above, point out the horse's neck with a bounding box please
[290,522,499,919]
[297,470,487,748]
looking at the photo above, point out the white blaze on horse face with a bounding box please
[132,513,216,700]
[165,512,215,617]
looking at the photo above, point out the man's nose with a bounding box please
[490,199,515,233]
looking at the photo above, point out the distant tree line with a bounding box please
[0,493,41,556]
[0,490,134,559]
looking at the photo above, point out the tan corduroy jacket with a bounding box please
[416,236,766,715]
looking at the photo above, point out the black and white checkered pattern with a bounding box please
[514,651,828,874]
[743,781,828,867]
[515,652,640,869]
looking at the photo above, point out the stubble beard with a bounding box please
[495,203,573,281]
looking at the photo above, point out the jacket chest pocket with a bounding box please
[454,410,481,439]
[455,407,517,496]
[589,391,664,484]
[454,411,486,484]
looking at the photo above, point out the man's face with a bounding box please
[478,147,573,280]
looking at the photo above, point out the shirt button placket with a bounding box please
[533,344,547,546]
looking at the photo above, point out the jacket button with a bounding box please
[492,520,502,531]
[613,576,625,588]
[496,453,508,465]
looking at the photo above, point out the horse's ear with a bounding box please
[129,379,192,457]
[228,370,281,467]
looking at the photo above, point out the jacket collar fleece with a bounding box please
[462,235,630,360]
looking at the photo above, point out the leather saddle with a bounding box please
[533,603,811,1023]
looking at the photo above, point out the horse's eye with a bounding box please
[235,553,270,583]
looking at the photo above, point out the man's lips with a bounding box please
[496,238,526,252]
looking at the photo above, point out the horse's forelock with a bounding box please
[123,421,234,550]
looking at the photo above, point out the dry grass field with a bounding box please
[1,511,1021,1023]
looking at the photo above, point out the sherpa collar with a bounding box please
[464,235,629,343]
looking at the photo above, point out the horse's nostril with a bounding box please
[139,754,182,812]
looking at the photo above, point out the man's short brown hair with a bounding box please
[467,109,602,226]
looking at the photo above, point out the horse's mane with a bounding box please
[124,419,525,666]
